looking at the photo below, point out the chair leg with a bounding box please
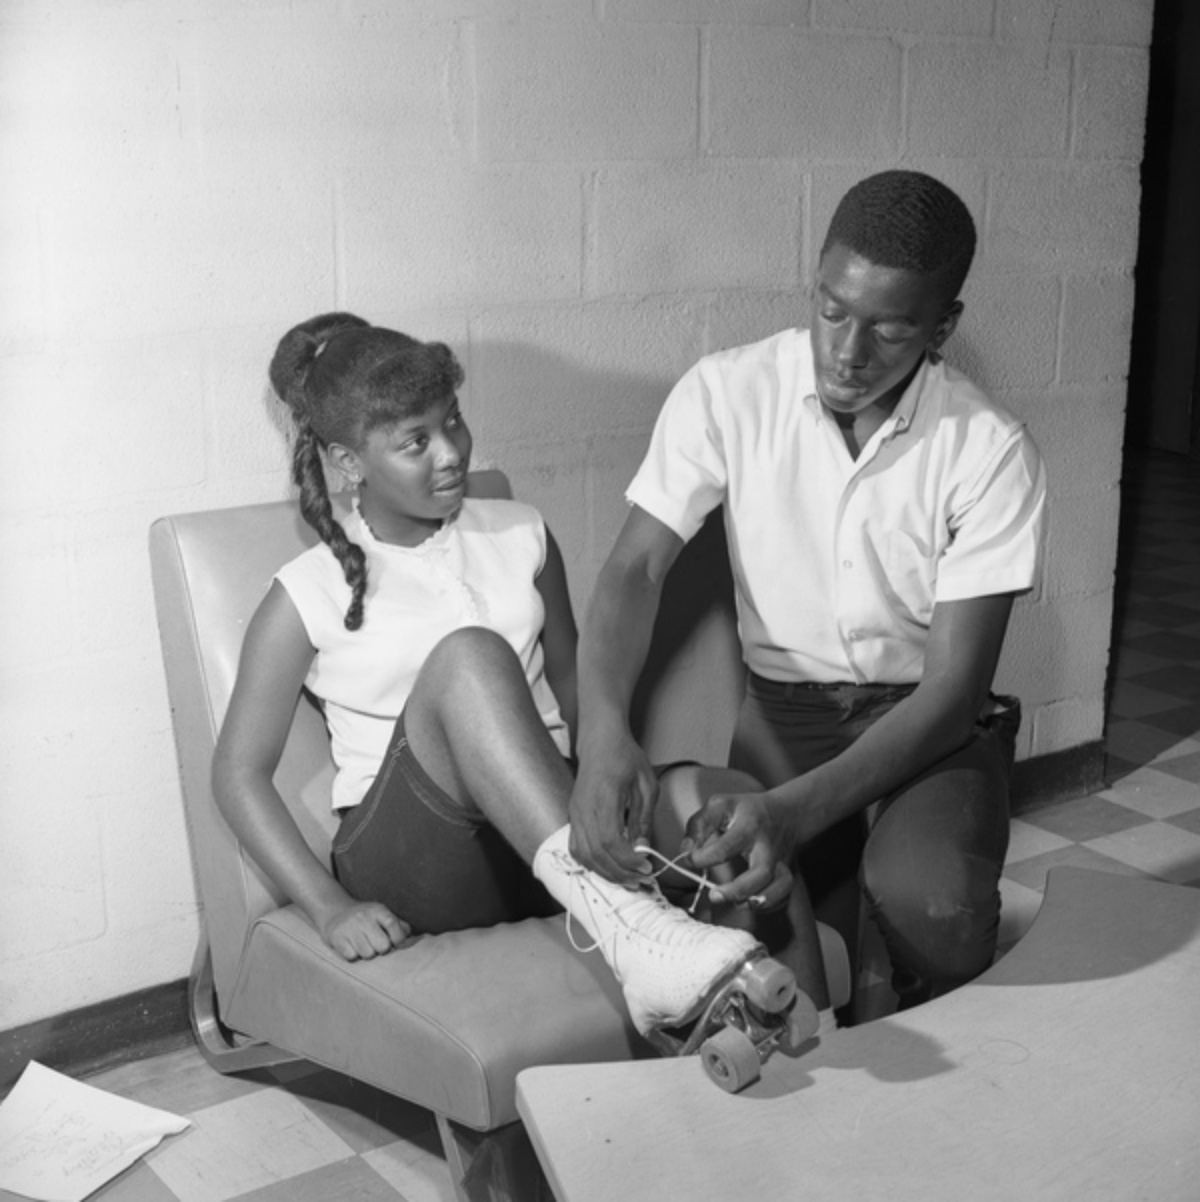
[189,936,298,1073]
[849,899,900,1025]
[816,921,853,1012]
[437,1115,555,1202]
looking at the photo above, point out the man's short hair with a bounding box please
[821,170,977,302]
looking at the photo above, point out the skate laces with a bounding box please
[552,849,706,961]
[634,843,712,915]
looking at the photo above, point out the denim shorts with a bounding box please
[331,710,557,936]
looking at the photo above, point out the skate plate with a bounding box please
[644,951,820,1093]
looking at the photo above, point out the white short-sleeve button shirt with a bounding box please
[626,328,1046,685]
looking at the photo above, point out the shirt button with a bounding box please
[848,629,862,641]
[842,559,853,570]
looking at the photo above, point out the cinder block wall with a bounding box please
[0,0,1152,1029]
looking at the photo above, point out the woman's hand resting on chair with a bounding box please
[322,901,412,961]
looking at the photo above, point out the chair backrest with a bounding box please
[149,470,512,1001]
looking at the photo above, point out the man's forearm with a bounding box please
[771,682,984,840]
[779,592,1016,840]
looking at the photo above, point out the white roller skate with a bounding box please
[533,825,818,1091]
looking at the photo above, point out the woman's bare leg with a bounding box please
[398,629,773,1034]
[401,627,574,862]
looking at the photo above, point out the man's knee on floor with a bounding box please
[863,855,1000,950]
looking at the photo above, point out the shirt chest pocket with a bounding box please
[883,531,938,623]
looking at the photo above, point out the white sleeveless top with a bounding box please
[276,497,569,810]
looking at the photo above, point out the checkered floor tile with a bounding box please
[7,448,1198,1202]
[996,451,1200,956]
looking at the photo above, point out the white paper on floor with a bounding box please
[0,1060,190,1202]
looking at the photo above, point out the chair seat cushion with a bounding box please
[224,906,644,1129]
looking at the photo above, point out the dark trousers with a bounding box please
[730,674,1019,1011]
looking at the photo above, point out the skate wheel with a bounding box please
[701,1027,761,1093]
[742,957,797,1014]
[779,991,821,1056]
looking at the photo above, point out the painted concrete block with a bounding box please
[42,175,336,342]
[996,0,1155,47]
[705,291,809,356]
[0,780,105,970]
[1039,487,1123,600]
[907,44,1071,158]
[592,163,803,295]
[513,0,596,17]
[1016,387,1127,500]
[708,28,900,157]
[188,10,467,166]
[202,330,296,485]
[55,650,179,809]
[0,660,145,993]
[988,164,1142,268]
[4,911,200,1030]
[468,298,704,448]
[1060,273,1136,385]
[0,18,188,194]
[373,313,474,366]
[1027,694,1108,757]
[1073,46,1151,161]
[344,0,523,19]
[100,778,199,934]
[476,22,698,161]
[0,344,208,513]
[814,0,991,36]
[998,590,1113,706]
[68,499,184,657]
[0,516,75,672]
[587,430,665,552]
[606,0,807,21]
[341,165,583,308]
[950,269,1060,393]
[476,440,592,597]
[0,201,46,354]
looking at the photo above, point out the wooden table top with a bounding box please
[517,868,1200,1202]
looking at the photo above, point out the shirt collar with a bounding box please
[350,499,459,556]
[802,352,932,437]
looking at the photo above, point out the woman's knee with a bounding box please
[431,624,512,661]
[419,626,521,686]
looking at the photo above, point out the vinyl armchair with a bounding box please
[149,471,849,1202]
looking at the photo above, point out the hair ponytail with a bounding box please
[272,313,373,630]
[289,419,367,630]
[269,312,370,414]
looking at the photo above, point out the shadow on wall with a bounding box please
[936,327,1012,401]
[464,337,749,766]
[631,510,745,765]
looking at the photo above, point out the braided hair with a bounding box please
[822,170,977,305]
[268,312,465,630]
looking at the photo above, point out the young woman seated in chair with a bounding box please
[213,312,830,1038]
